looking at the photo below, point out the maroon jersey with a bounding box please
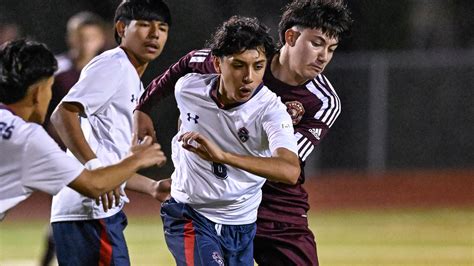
[137,49,341,225]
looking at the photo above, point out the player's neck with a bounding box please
[272,47,308,86]
[120,46,149,77]
[4,102,34,122]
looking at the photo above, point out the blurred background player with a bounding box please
[160,16,300,265]
[134,0,352,265]
[40,12,107,265]
[45,11,107,150]
[0,39,166,221]
[48,0,171,265]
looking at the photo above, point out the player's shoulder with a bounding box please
[0,110,42,142]
[84,47,130,73]
[255,85,280,104]
[188,49,212,63]
[250,85,286,111]
[177,72,217,91]
[308,73,337,95]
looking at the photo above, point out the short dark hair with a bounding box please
[207,16,276,59]
[278,0,352,45]
[114,0,172,44]
[0,39,57,104]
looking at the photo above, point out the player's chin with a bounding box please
[142,51,161,62]
[305,68,322,78]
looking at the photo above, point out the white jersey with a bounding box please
[0,109,83,220]
[171,73,298,225]
[51,47,143,222]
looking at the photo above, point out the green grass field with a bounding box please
[1,208,472,265]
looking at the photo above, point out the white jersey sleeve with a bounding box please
[22,126,84,194]
[0,111,83,220]
[262,97,298,155]
[62,55,121,116]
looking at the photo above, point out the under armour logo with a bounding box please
[131,94,137,103]
[187,113,199,124]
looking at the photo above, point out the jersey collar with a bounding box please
[209,76,264,110]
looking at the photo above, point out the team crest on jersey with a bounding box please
[212,252,224,265]
[285,101,305,125]
[237,127,249,142]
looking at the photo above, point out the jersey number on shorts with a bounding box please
[212,162,228,180]
[0,122,14,140]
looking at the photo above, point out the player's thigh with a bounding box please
[254,221,318,266]
[52,219,103,265]
[161,198,224,266]
[52,211,129,266]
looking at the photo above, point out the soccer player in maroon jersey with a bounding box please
[134,0,352,265]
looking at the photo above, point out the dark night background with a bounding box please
[1,0,473,178]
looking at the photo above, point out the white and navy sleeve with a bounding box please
[262,97,298,155]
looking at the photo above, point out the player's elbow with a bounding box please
[282,164,300,185]
[274,149,300,184]
[49,105,63,128]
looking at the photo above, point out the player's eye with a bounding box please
[138,22,150,27]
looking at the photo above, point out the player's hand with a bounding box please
[151,179,171,202]
[179,131,226,163]
[133,110,157,143]
[130,134,167,167]
[95,187,123,212]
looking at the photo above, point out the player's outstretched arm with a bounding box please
[179,132,300,184]
[68,136,166,198]
[126,175,171,202]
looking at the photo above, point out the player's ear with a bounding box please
[212,56,222,74]
[115,20,126,40]
[285,27,300,47]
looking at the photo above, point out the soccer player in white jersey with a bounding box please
[136,1,353,265]
[160,16,300,266]
[0,39,165,221]
[48,0,171,264]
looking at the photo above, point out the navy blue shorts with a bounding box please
[51,210,130,266]
[161,198,256,266]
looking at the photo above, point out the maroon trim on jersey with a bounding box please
[0,104,16,115]
[137,49,216,114]
[209,77,265,110]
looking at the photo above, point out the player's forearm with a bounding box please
[221,148,300,184]
[125,174,156,196]
[125,175,172,202]
[69,155,143,198]
[51,103,96,164]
